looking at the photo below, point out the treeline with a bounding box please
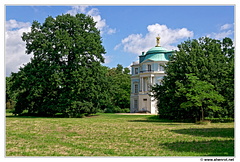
[6,13,130,117]
[6,64,130,117]
[152,37,234,122]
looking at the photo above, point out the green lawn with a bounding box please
[6,113,234,156]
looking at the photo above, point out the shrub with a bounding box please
[205,117,234,123]
[104,107,130,113]
[195,120,211,125]
[121,108,130,113]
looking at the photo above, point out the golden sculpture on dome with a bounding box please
[155,35,161,47]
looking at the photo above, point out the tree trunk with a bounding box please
[201,107,204,121]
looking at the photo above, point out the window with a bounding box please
[148,64,152,72]
[134,84,138,93]
[159,63,165,71]
[134,100,138,109]
[135,68,138,74]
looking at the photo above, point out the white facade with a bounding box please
[130,37,174,114]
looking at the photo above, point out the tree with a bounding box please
[103,64,131,113]
[176,74,224,121]
[152,37,234,120]
[6,76,16,110]
[11,13,106,117]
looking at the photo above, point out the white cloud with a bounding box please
[103,55,111,64]
[207,30,234,40]
[207,23,234,39]
[220,23,233,31]
[107,28,116,35]
[66,6,88,15]
[66,6,116,35]
[115,23,194,55]
[5,20,32,76]
[6,19,31,31]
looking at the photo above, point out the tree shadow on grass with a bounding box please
[128,115,176,123]
[128,119,171,123]
[160,128,234,156]
[160,139,234,156]
[127,120,183,126]
[171,128,234,138]
[128,115,195,124]
[6,114,99,119]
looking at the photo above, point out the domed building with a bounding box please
[130,36,175,114]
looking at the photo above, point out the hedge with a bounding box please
[205,117,234,123]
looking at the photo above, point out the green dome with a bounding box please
[139,46,174,63]
[145,46,169,54]
[143,52,170,61]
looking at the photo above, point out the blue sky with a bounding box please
[5,5,234,76]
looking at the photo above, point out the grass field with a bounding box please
[6,113,234,156]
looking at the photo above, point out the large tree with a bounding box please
[104,64,131,112]
[176,73,225,121]
[76,64,131,113]
[11,13,106,117]
[152,37,234,121]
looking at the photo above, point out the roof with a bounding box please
[145,46,169,54]
[140,46,174,63]
[143,52,170,62]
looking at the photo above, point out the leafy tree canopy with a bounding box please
[152,37,234,121]
[102,64,131,113]
[176,73,225,121]
[11,13,106,117]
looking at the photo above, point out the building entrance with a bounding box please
[142,99,147,111]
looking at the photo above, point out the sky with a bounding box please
[5,5,235,76]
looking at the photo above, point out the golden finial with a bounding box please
[155,35,160,47]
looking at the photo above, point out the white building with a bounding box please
[130,36,175,114]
